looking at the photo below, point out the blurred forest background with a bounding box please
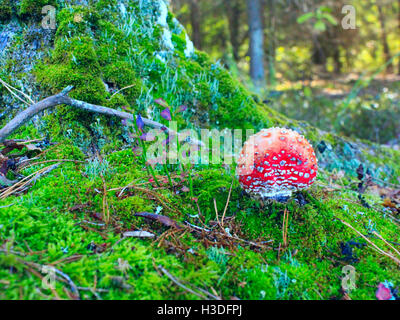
[171,0,400,146]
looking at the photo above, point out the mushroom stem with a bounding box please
[260,190,292,203]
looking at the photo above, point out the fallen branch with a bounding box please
[0,86,203,146]
[0,203,15,209]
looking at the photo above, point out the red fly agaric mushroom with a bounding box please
[236,127,318,201]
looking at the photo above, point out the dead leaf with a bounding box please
[134,212,183,229]
[68,203,90,212]
[1,140,24,155]
[1,140,42,156]
[383,198,397,209]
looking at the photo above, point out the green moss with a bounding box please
[194,50,213,67]
[19,0,58,19]
[1,136,399,300]
[95,0,118,13]
[39,63,104,99]
[33,6,125,140]
[103,61,143,105]
[0,192,219,299]
[2,0,400,300]
[171,33,186,53]
[55,37,100,70]
[105,93,129,110]
[0,0,12,22]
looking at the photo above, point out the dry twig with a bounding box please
[0,163,61,199]
[156,265,220,300]
[221,180,234,227]
[339,219,400,266]
[101,175,111,224]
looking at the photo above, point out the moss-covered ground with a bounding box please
[0,0,399,300]
[1,142,399,300]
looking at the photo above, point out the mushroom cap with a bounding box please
[236,127,318,199]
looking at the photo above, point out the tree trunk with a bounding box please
[246,0,265,90]
[224,0,241,61]
[189,0,202,50]
[312,35,326,67]
[266,0,277,85]
[333,47,342,74]
[377,2,393,74]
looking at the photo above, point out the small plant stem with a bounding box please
[141,140,160,187]
[133,119,160,187]
[101,174,110,224]
[163,163,174,189]
[187,168,194,199]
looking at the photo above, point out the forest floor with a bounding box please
[1,83,400,300]
[0,0,399,300]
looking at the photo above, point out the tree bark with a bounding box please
[312,35,326,67]
[333,47,342,74]
[377,2,393,74]
[266,0,277,85]
[224,0,242,61]
[189,0,202,50]
[246,0,265,90]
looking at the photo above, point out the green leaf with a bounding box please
[297,12,314,24]
[319,6,332,13]
[314,20,326,31]
[303,87,312,98]
[322,13,338,25]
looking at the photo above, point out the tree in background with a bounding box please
[189,0,202,49]
[246,0,266,89]
[265,0,277,85]
[172,0,399,84]
[376,0,394,73]
[223,0,245,62]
